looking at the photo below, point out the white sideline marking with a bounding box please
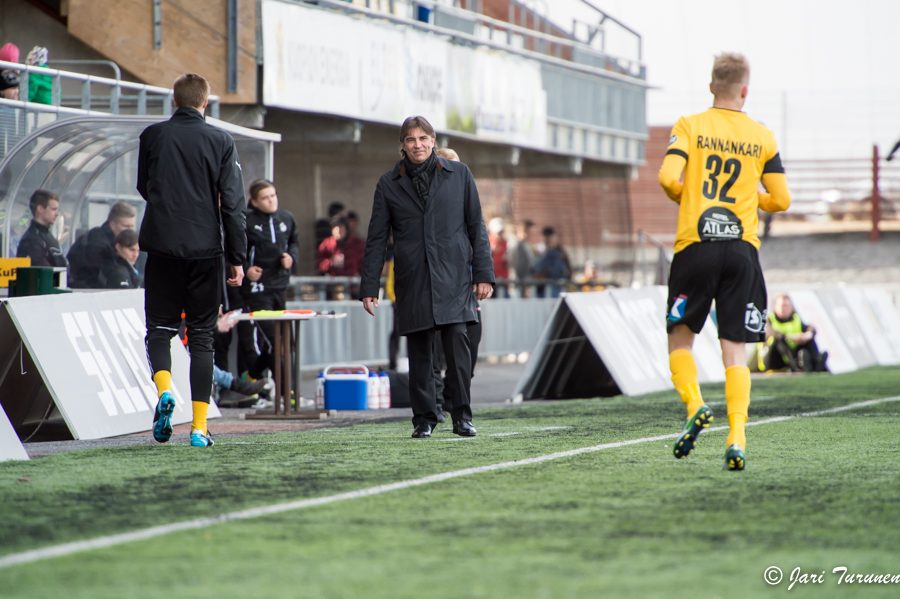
[2,395,898,570]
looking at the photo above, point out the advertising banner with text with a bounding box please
[262,0,546,147]
[3,291,217,440]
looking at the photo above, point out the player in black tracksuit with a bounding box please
[242,179,299,379]
[137,74,246,447]
[16,190,67,268]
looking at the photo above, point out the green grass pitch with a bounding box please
[2,368,900,598]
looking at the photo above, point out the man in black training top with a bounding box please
[242,178,299,380]
[137,73,246,448]
[16,189,67,267]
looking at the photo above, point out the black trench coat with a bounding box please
[360,156,494,335]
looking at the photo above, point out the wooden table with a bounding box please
[232,311,346,420]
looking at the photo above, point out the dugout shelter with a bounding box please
[0,113,280,259]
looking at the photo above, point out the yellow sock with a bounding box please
[153,371,172,399]
[669,349,704,417]
[725,365,751,448]
[192,401,210,436]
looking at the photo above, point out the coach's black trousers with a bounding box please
[407,322,472,427]
[144,254,221,404]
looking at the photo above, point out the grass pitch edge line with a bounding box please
[1,394,897,570]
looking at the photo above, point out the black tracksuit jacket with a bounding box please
[137,107,247,265]
[242,206,299,295]
[16,220,67,267]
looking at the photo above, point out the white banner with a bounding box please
[0,404,28,462]
[786,290,856,375]
[262,0,545,146]
[3,290,218,440]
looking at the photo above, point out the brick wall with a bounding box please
[628,125,679,243]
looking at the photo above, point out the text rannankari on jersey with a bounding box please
[696,136,762,158]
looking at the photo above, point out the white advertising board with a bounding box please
[0,404,28,462]
[837,288,897,366]
[650,286,725,383]
[863,288,900,362]
[2,290,218,440]
[787,290,856,374]
[564,291,671,396]
[262,0,546,146]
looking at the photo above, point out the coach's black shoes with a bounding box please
[452,420,477,437]
[412,423,433,438]
[152,391,175,443]
[724,444,746,471]
[673,405,713,459]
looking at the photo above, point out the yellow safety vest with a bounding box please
[768,313,803,350]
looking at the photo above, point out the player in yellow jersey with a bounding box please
[658,53,792,470]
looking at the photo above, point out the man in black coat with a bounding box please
[360,116,494,439]
[137,73,246,448]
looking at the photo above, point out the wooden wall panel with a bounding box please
[67,0,257,104]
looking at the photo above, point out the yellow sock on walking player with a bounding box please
[725,365,751,448]
[192,401,209,436]
[152,370,172,399]
[669,349,705,417]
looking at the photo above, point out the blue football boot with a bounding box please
[152,391,175,443]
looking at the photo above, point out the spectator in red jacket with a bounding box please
[317,216,365,299]
[488,217,509,298]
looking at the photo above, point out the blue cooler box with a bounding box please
[324,365,369,410]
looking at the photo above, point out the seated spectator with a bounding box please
[0,69,19,100]
[762,295,829,372]
[25,46,51,105]
[68,201,136,288]
[314,201,346,255]
[0,70,20,156]
[574,260,604,291]
[488,217,509,298]
[100,229,142,289]
[318,216,365,276]
[0,43,20,66]
[531,226,570,298]
[213,309,272,408]
[345,210,362,241]
[16,189,67,267]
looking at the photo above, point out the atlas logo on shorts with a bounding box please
[698,207,743,242]
[668,294,688,322]
[745,303,765,333]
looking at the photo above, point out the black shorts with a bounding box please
[666,240,767,343]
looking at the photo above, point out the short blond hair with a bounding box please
[436,147,459,161]
[710,53,749,99]
[173,73,210,109]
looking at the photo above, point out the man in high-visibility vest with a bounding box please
[764,295,828,373]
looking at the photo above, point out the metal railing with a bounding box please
[0,60,220,117]
[301,0,647,85]
[288,275,618,301]
[783,148,900,227]
[630,230,671,288]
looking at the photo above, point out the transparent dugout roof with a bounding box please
[0,114,279,258]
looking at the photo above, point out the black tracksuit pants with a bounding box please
[244,291,286,379]
[144,254,221,404]
[407,322,472,427]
